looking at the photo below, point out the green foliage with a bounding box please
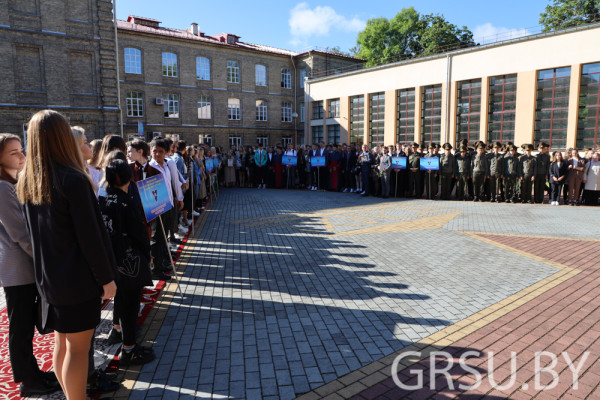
[539,0,600,32]
[354,7,475,67]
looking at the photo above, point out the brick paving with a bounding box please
[112,189,600,399]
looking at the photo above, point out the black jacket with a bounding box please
[549,161,569,182]
[23,165,116,306]
[100,187,152,290]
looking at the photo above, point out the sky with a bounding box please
[115,0,553,53]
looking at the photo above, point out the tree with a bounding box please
[539,0,600,32]
[324,46,353,57]
[354,8,474,67]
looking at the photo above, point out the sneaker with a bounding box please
[119,345,156,366]
[343,188,348,193]
[178,224,188,232]
[141,295,154,305]
[174,232,185,240]
[193,211,200,217]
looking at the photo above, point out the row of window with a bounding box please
[124,48,300,88]
[311,124,341,145]
[316,62,599,149]
[197,135,289,147]
[126,91,298,122]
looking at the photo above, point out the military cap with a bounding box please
[584,147,592,151]
[442,143,453,150]
[418,143,425,150]
[524,144,534,151]
[428,142,437,149]
[476,143,486,150]
[508,144,518,151]
[411,142,419,148]
[538,142,549,148]
[493,141,502,148]
[521,143,528,149]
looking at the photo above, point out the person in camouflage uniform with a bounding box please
[534,142,551,204]
[518,144,537,203]
[471,143,489,202]
[454,145,471,200]
[407,143,422,198]
[425,143,439,199]
[503,145,520,202]
[487,141,504,202]
[439,143,455,200]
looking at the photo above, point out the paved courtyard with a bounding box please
[116,189,600,400]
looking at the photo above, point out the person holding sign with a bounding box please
[284,143,297,189]
[439,143,455,200]
[425,143,440,199]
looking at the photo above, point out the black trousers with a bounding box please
[4,283,42,383]
[550,181,564,202]
[114,286,142,346]
[360,166,370,193]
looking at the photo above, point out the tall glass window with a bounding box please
[300,103,305,122]
[282,102,292,122]
[328,124,340,145]
[369,92,385,147]
[488,74,517,144]
[196,57,210,80]
[227,61,240,83]
[126,91,143,117]
[456,79,482,146]
[281,69,291,89]
[228,98,241,120]
[577,63,600,149]
[350,95,364,145]
[256,100,268,121]
[255,64,267,86]
[300,69,307,89]
[328,99,340,118]
[198,96,211,119]
[312,101,324,119]
[164,94,179,118]
[162,53,178,77]
[421,85,442,144]
[396,88,415,144]
[312,126,324,144]
[124,48,141,74]
[535,67,570,149]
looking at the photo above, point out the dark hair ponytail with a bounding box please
[105,159,132,188]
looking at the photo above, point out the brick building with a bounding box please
[0,2,364,145]
[117,16,364,147]
[0,0,120,139]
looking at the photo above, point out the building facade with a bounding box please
[117,16,363,147]
[304,23,600,151]
[0,0,120,139]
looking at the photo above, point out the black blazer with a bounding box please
[23,165,116,306]
[549,161,569,182]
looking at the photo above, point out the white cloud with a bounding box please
[288,2,365,45]
[473,23,532,44]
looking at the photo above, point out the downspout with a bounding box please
[291,53,297,145]
[113,0,124,138]
[445,53,452,144]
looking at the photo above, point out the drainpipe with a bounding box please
[445,53,452,144]
[291,53,297,145]
[113,0,124,138]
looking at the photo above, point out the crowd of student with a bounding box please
[0,110,216,399]
[213,140,600,206]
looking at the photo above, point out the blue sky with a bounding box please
[115,0,552,52]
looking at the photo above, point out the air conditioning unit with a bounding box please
[155,97,164,105]
[152,132,162,138]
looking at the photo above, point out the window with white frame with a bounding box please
[126,91,143,117]
[281,69,291,89]
[300,102,305,122]
[199,135,213,146]
[257,136,269,146]
[228,98,241,120]
[196,57,210,80]
[227,61,240,83]
[282,137,292,147]
[255,64,267,86]
[162,52,178,77]
[124,48,141,74]
[300,69,307,89]
[229,136,242,148]
[198,96,211,119]
[282,102,292,122]
[256,100,268,121]
[164,94,179,118]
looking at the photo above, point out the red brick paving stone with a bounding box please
[351,237,600,400]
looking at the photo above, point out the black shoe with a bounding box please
[95,369,118,381]
[107,328,122,344]
[162,264,173,272]
[20,379,60,397]
[170,238,182,245]
[360,193,368,197]
[119,345,156,366]
[38,370,58,384]
[152,271,171,281]
[88,372,120,395]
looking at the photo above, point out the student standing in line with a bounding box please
[17,110,117,400]
[567,148,585,206]
[549,151,568,205]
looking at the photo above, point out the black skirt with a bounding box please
[43,296,101,334]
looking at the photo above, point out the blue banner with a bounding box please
[282,155,297,166]
[311,156,326,167]
[212,156,219,168]
[205,158,214,173]
[420,157,440,171]
[137,174,173,222]
[391,156,407,170]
